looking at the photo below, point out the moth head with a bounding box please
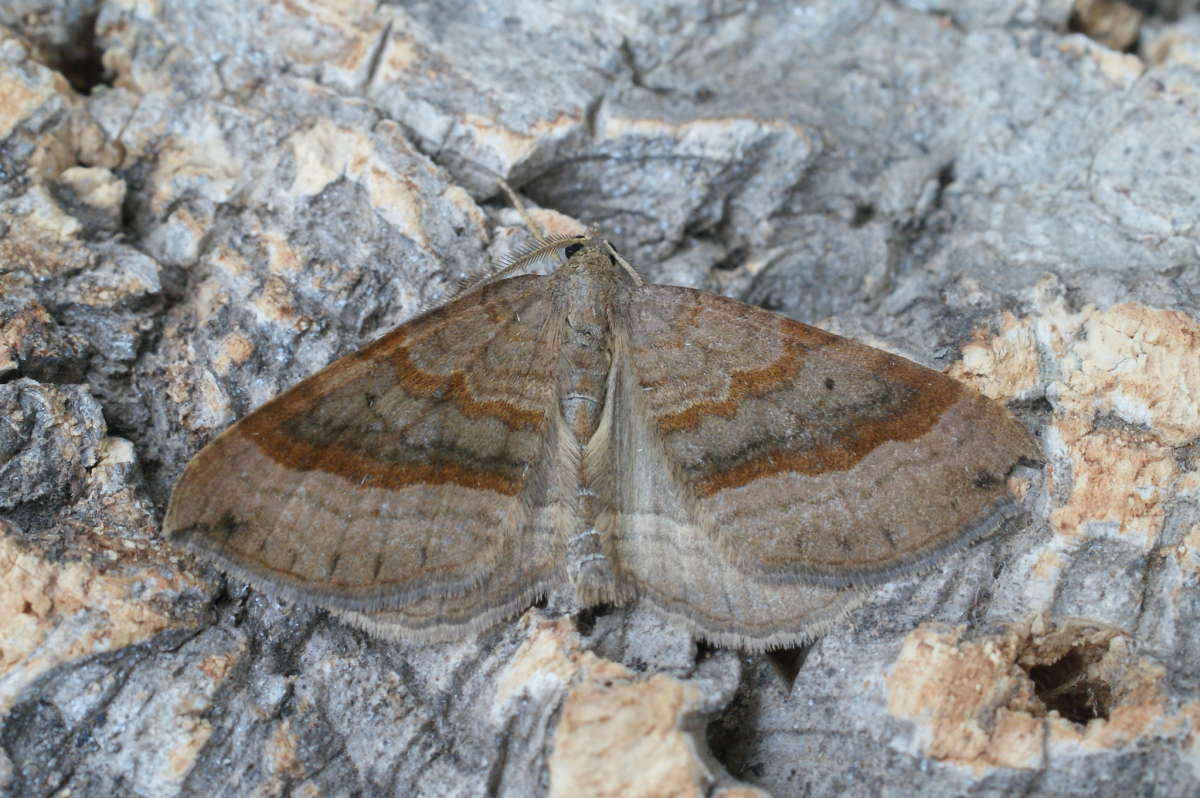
[502,233,590,272]
[500,233,641,285]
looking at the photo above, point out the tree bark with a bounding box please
[2,0,1199,795]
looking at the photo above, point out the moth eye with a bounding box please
[564,243,585,258]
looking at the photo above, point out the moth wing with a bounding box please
[615,284,1038,588]
[593,302,861,650]
[166,275,572,620]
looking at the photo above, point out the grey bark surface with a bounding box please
[2,0,1199,796]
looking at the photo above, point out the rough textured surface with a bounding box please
[1,0,1199,795]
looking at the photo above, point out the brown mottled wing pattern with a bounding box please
[615,285,1037,616]
[165,275,571,633]
[585,326,852,649]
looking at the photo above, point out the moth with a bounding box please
[166,187,1039,651]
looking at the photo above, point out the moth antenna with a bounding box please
[452,261,524,298]
[448,234,586,299]
[464,177,637,295]
[502,234,592,270]
[602,240,644,287]
[496,178,551,247]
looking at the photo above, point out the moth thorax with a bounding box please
[558,278,613,445]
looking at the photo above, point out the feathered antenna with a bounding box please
[453,179,594,295]
[499,233,591,271]
[495,179,551,246]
